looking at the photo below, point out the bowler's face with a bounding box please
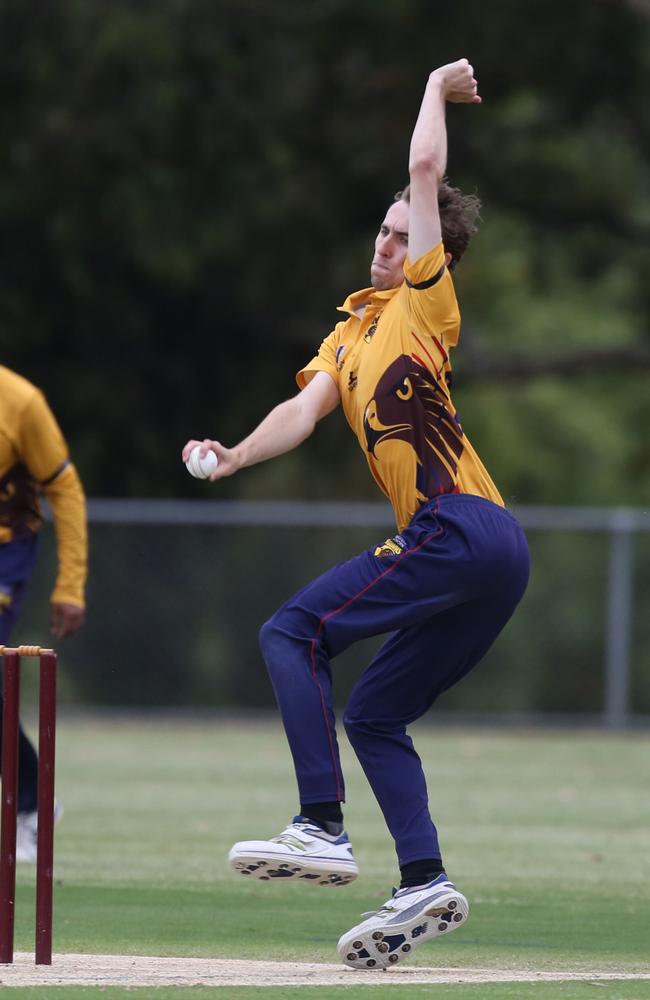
[370,200,409,291]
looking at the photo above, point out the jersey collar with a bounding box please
[336,284,398,317]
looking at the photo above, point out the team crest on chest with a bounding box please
[364,311,382,343]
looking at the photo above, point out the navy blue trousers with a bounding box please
[259,494,530,866]
[0,534,41,812]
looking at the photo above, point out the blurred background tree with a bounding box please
[0,0,648,507]
[2,0,649,713]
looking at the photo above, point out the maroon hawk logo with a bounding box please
[363,355,464,498]
[0,464,41,536]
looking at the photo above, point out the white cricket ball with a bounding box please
[186,445,219,480]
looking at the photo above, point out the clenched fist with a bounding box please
[432,59,481,104]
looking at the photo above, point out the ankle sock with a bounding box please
[299,801,343,836]
[399,857,445,889]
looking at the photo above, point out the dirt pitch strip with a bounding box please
[1,954,649,988]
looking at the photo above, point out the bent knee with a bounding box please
[258,614,288,663]
[343,684,415,741]
[343,708,391,741]
[259,607,317,668]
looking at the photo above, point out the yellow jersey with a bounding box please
[0,365,87,607]
[297,243,503,532]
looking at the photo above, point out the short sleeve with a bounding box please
[296,322,346,390]
[403,243,461,348]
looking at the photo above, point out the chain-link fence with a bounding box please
[14,501,650,726]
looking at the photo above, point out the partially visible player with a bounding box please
[0,365,87,860]
[183,58,530,969]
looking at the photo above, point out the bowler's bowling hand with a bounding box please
[433,59,481,104]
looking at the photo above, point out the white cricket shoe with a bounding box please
[16,801,63,863]
[338,873,469,969]
[228,815,359,887]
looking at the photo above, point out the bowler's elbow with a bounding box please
[409,154,444,186]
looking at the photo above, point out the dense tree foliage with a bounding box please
[1,0,648,505]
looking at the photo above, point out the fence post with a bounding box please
[604,510,635,728]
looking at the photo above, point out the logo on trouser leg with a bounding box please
[0,589,13,615]
[374,535,407,558]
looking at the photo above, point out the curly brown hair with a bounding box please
[394,181,481,267]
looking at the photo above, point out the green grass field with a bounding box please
[7,715,650,999]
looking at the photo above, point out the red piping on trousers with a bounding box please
[309,499,443,802]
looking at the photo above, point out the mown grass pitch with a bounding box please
[8,715,650,999]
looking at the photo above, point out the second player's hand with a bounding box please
[181,438,241,480]
[433,59,481,104]
[50,602,85,639]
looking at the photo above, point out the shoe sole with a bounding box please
[228,849,358,887]
[338,886,469,969]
